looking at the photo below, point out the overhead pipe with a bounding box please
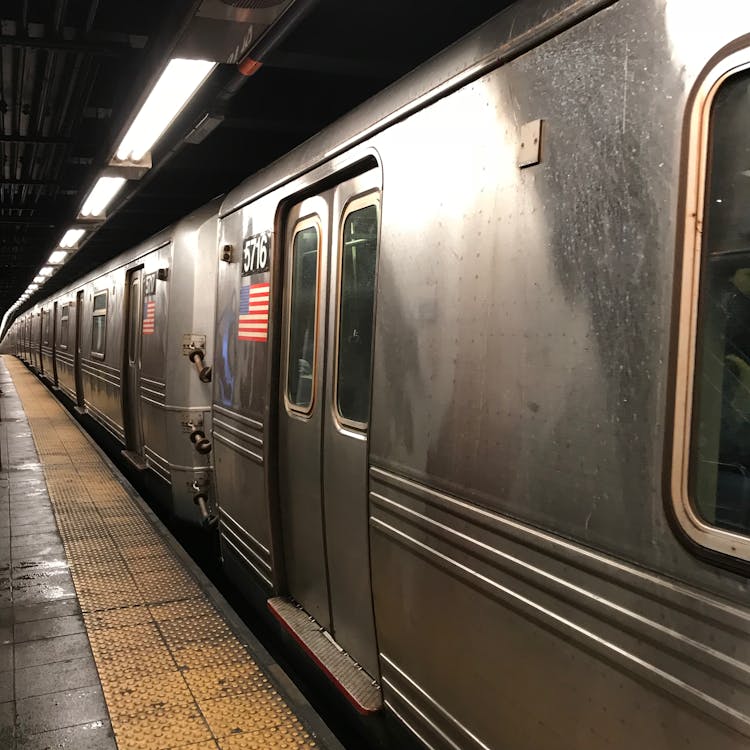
[236,0,319,78]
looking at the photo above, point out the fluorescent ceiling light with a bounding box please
[59,228,85,248]
[48,250,68,264]
[80,177,126,217]
[33,276,44,283]
[27,284,39,291]
[115,58,215,162]
[39,267,54,277]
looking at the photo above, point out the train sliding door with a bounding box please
[74,290,85,410]
[122,268,145,467]
[52,301,59,386]
[278,169,381,681]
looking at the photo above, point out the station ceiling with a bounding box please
[0,0,508,322]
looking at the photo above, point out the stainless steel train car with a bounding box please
[7,0,750,747]
[12,201,220,525]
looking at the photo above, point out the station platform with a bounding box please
[0,356,343,750]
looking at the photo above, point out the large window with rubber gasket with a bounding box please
[691,68,750,536]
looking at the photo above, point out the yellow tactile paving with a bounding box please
[182,663,263,701]
[218,724,315,749]
[4,357,318,750]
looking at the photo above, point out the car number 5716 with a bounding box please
[241,232,271,276]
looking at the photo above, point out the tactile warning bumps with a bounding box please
[6,358,318,750]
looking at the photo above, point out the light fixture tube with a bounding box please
[59,229,86,248]
[39,267,54,277]
[80,177,126,218]
[115,58,215,162]
[48,250,68,264]
[33,276,44,283]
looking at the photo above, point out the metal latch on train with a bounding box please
[182,334,206,355]
[181,414,203,433]
[184,334,212,383]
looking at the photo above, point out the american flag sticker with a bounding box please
[238,281,270,342]
[142,299,156,335]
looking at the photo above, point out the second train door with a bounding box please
[123,268,145,465]
[278,169,381,678]
[74,290,85,409]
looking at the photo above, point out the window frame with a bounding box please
[284,215,322,417]
[333,191,381,431]
[91,290,108,360]
[672,50,750,563]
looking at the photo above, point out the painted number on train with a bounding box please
[241,232,271,276]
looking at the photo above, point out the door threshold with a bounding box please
[268,596,382,714]
[121,450,147,471]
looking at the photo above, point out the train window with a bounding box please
[681,66,750,554]
[336,199,379,426]
[60,304,70,349]
[287,222,320,412]
[91,291,108,357]
[42,309,49,345]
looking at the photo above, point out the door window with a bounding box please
[336,200,379,426]
[91,291,108,357]
[129,279,139,363]
[287,222,320,412]
[60,304,69,349]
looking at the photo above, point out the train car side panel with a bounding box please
[213,201,275,587]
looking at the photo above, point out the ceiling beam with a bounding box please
[265,50,402,79]
[0,218,57,226]
[0,179,58,186]
[0,135,71,145]
[0,34,137,57]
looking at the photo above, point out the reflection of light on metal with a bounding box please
[666,1,750,69]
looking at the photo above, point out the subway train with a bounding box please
[5,0,750,747]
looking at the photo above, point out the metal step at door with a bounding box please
[268,596,383,714]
